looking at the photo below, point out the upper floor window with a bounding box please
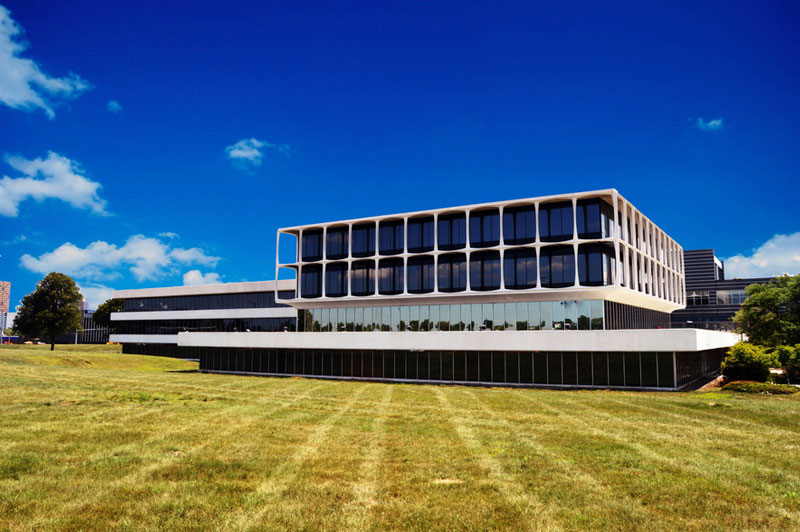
[539,202,573,242]
[438,253,467,292]
[407,216,434,253]
[716,289,747,305]
[325,263,348,297]
[407,256,435,293]
[300,265,322,298]
[326,226,348,260]
[504,249,537,289]
[378,258,404,295]
[540,246,575,288]
[301,229,323,262]
[438,213,466,250]
[687,291,710,306]
[469,251,501,291]
[350,261,375,296]
[352,222,376,257]
[503,205,536,245]
[379,220,404,256]
[469,209,500,248]
[578,243,615,286]
[576,199,614,239]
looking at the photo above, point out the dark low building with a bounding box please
[671,249,773,330]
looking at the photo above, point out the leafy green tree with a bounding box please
[733,274,800,346]
[721,342,779,382]
[13,273,83,351]
[774,344,800,384]
[93,298,124,330]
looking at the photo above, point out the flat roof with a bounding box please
[112,279,296,299]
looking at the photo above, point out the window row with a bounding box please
[115,318,296,335]
[121,291,295,312]
[300,300,605,332]
[198,348,678,388]
[300,199,616,261]
[299,245,616,297]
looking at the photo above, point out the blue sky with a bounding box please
[1,0,799,309]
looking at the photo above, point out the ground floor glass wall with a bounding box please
[300,300,604,332]
[195,348,723,389]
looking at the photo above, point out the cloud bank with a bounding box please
[0,151,108,217]
[722,232,800,278]
[20,234,220,282]
[0,6,90,118]
[224,138,291,170]
[183,270,222,286]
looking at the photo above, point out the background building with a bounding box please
[109,280,296,358]
[671,249,773,330]
[0,281,10,332]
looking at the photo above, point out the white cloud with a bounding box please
[158,231,179,239]
[19,234,220,282]
[722,232,800,278]
[0,6,90,118]
[183,270,222,286]
[106,100,122,114]
[78,283,115,310]
[696,117,723,132]
[224,137,291,170]
[0,151,108,217]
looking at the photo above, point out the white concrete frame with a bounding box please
[275,189,684,313]
[179,329,737,353]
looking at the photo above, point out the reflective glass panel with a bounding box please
[352,222,376,257]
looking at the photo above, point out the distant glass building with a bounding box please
[671,249,773,330]
[112,189,736,388]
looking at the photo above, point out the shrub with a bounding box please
[773,344,800,384]
[721,342,779,382]
[722,381,799,395]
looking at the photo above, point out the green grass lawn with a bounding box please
[1,344,799,531]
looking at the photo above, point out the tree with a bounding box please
[13,272,83,351]
[774,344,800,384]
[733,274,800,346]
[721,342,779,382]
[93,298,124,330]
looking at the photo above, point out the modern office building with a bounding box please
[151,188,737,389]
[671,249,773,330]
[109,280,296,358]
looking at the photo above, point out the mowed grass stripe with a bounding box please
[434,386,559,532]
[503,389,800,530]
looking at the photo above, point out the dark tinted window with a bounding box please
[438,213,466,250]
[469,209,500,248]
[378,258,404,295]
[407,256,435,293]
[325,263,348,297]
[539,202,573,242]
[502,205,536,245]
[350,261,375,296]
[379,220,404,255]
[469,251,501,291]
[504,249,537,289]
[578,243,616,286]
[540,246,575,288]
[352,222,376,257]
[301,265,322,298]
[438,253,466,292]
[326,226,348,260]
[577,199,614,239]
[302,229,323,261]
[407,216,434,253]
